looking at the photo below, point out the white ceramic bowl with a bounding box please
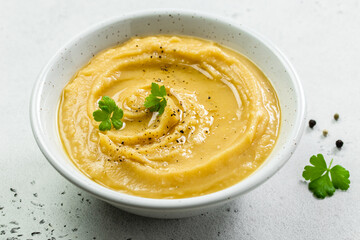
[30,9,306,218]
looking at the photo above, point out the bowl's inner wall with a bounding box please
[36,12,300,200]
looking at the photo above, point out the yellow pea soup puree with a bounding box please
[58,35,280,199]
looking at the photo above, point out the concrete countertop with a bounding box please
[0,0,359,239]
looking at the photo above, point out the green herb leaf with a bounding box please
[111,119,123,130]
[302,154,327,181]
[93,109,109,122]
[93,96,124,131]
[99,119,112,131]
[308,172,335,199]
[302,154,350,199]
[158,98,167,115]
[151,82,161,96]
[111,107,124,130]
[144,83,167,114]
[159,85,166,96]
[330,165,350,190]
[144,95,159,109]
[99,96,117,113]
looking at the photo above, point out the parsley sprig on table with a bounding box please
[302,154,350,199]
[144,82,167,114]
[93,96,123,131]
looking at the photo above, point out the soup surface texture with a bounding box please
[58,35,280,199]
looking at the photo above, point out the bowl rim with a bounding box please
[30,9,306,210]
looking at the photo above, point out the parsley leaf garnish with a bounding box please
[93,96,123,131]
[144,82,167,114]
[302,154,350,199]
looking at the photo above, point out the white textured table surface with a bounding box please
[1,0,359,239]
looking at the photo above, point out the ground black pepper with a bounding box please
[10,227,20,233]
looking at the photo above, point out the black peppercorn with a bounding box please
[309,119,316,128]
[336,140,343,149]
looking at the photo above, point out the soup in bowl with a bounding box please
[30,10,305,218]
